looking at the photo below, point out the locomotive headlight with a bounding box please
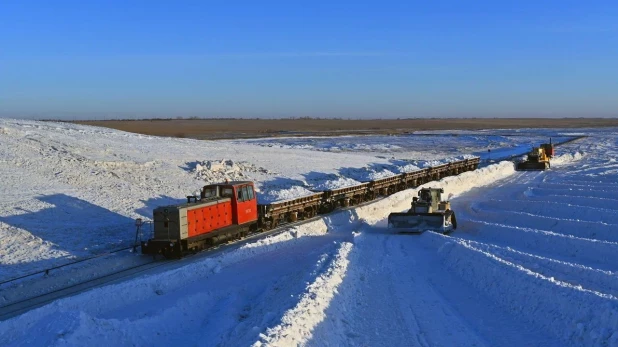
[170,242,174,247]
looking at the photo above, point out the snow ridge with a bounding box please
[254,241,354,347]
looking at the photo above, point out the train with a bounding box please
[141,157,481,258]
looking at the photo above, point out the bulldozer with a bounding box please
[387,188,457,234]
[516,139,554,171]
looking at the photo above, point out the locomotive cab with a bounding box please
[201,182,258,225]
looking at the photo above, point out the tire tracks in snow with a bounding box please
[253,241,354,347]
[440,136,618,346]
[459,239,618,297]
[461,219,618,271]
[464,207,618,243]
[427,233,618,346]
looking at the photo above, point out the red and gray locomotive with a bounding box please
[141,181,258,258]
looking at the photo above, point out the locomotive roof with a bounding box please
[205,181,253,186]
[154,196,232,210]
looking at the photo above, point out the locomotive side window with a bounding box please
[247,186,254,200]
[221,188,233,197]
[242,186,250,201]
[236,185,253,202]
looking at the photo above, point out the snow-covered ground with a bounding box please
[1,119,617,346]
[0,119,490,281]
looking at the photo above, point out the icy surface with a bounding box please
[237,133,575,160]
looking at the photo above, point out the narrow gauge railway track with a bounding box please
[0,258,165,321]
[0,196,379,321]
[0,245,139,288]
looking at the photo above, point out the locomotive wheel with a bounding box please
[320,203,334,214]
[162,248,181,260]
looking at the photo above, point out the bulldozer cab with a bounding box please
[389,187,456,234]
[528,147,542,162]
[540,141,554,158]
[412,188,444,213]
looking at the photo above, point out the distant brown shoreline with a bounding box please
[72,118,618,140]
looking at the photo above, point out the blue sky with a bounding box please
[1,1,617,119]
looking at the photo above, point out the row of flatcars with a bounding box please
[141,157,480,258]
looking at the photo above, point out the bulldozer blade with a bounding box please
[516,161,549,171]
[387,212,453,234]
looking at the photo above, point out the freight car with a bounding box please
[142,157,480,258]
